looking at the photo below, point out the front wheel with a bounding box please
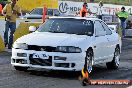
[14,66,28,71]
[106,46,120,69]
[86,49,93,73]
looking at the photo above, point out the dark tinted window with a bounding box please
[30,8,43,15]
[29,8,59,16]
[46,9,53,16]
[37,18,94,36]
[54,9,60,16]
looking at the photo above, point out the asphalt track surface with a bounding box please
[0,38,132,88]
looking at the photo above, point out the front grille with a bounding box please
[29,54,52,66]
[28,45,56,52]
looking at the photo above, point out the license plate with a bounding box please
[33,53,49,59]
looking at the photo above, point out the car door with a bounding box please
[101,21,117,57]
[93,20,109,63]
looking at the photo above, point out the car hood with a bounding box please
[15,32,90,47]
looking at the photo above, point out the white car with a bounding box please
[11,16,121,72]
[22,7,61,19]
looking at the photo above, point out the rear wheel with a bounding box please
[14,66,28,71]
[106,46,120,69]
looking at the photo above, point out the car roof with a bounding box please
[49,16,100,21]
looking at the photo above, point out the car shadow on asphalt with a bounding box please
[14,65,115,80]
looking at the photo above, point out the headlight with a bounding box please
[13,43,28,50]
[56,46,82,53]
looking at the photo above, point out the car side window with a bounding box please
[46,9,53,16]
[101,21,112,35]
[54,9,60,16]
[30,8,43,15]
[94,21,106,36]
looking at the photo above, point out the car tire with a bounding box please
[106,46,120,69]
[82,78,88,86]
[14,66,28,71]
[86,49,93,73]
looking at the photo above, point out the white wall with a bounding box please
[58,1,132,15]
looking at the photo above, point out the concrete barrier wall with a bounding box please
[0,18,42,41]
[0,18,42,52]
[0,18,5,41]
[0,35,5,52]
[14,22,42,42]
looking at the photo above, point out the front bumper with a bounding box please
[11,48,85,71]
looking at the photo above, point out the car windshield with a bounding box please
[37,18,94,36]
[29,8,58,16]
[30,8,43,15]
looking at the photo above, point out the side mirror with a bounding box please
[29,26,37,32]
[95,31,106,37]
